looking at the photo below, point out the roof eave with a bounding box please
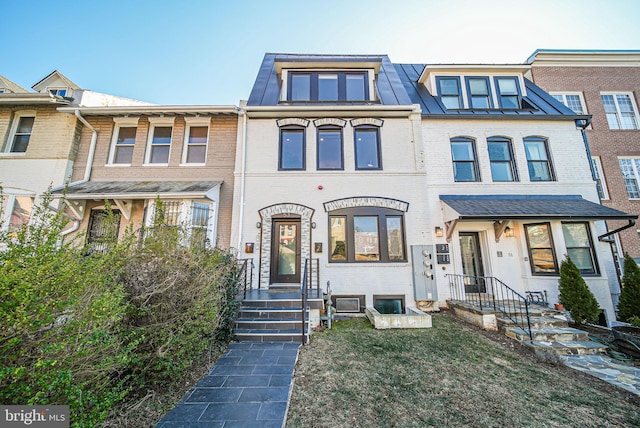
[56,105,240,115]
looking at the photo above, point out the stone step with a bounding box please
[235,318,302,330]
[524,340,608,356]
[238,307,308,320]
[234,328,308,343]
[497,315,569,331]
[505,326,589,342]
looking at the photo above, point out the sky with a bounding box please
[2,0,639,105]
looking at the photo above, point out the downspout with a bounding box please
[236,109,248,250]
[61,110,98,236]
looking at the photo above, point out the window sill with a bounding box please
[143,163,169,167]
[106,163,131,167]
[179,163,206,167]
[0,152,26,157]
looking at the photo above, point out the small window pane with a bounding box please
[525,223,558,274]
[10,136,30,153]
[469,78,489,95]
[330,216,347,261]
[11,116,35,152]
[567,248,595,273]
[354,216,379,261]
[16,117,35,133]
[355,128,380,169]
[114,146,134,164]
[291,74,310,101]
[188,126,208,144]
[318,74,338,101]
[280,129,304,169]
[451,141,474,160]
[453,163,477,182]
[386,216,404,261]
[527,224,552,248]
[317,129,342,169]
[439,79,459,95]
[186,146,206,164]
[9,196,33,231]
[497,78,517,94]
[530,249,557,273]
[562,223,589,247]
[346,74,366,100]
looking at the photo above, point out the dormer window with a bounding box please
[287,71,369,102]
[466,77,492,108]
[48,88,68,97]
[436,77,461,109]
[495,77,521,109]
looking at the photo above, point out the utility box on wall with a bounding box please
[411,245,438,310]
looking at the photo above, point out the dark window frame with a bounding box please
[354,125,382,170]
[316,126,344,171]
[278,126,306,171]
[328,206,407,263]
[450,137,480,182]
[9,115,35,153]
[523,136,555,182]
[524,222,559,276]
[287,71,369,102]
[561,221,600,276]
[494,76,522,109]
[436,76,462,109]
[465,76,493,109]
[487,136,517,182]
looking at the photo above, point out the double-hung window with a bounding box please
[466,77,492,108]
[618,158,640,199]
[1,194,34,232]
[109,118,138,165]
[523,137,554,181]
[279,127,305,170]
[317,127,343,170]
[6,113,35,153]
[329,207,406,263]
[288,71,369,102]
[551,93,587,114]
[601,93,639,130]
[183,118,209,164]
[591,156,609,200]
[450,137,479,182]
[436,77,462,109]
[145,118,174,164]
[524,223,558,275]
[487,137,516,182]
[495,76,521,109]
[354,126,381,170]
[146,199,213,247]
[562,222,598,275]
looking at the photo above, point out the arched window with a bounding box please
[450,137,479,182]
[487,136,516,182]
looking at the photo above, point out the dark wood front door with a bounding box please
[271,219,301,283]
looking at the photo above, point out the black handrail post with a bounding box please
[300,259,308,344]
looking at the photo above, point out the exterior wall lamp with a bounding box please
[434,226,444,238]
[504,226,514,237]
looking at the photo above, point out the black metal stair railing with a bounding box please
[446,274,533,342]
[299,258,320,344]
[236,258,253,299]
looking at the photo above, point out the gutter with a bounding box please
[598,219,636,242]
[60,109,98,236]
[237,109,248,250]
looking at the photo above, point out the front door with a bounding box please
[270,219,301,283]
[87,209,122,254]
[459,232,486,293]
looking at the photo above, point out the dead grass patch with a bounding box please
[287,313,640,428]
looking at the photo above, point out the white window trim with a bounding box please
[181,117,210,165]
[550,91,588,114]
[3,110,36,154]
[107,117,140,165]
[144,117,175,165]
[144,198,216,246]
[601,91,640,130]
[1,191,35,232]
[618,156,640,199]
[591,156,609,200]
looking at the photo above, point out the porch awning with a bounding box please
[440,194,637,221]
[52,180,222,200]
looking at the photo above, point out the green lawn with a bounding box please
[286,315,640,427]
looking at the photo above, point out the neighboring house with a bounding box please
[0,71,148,239]
[52,104,239,250]
[395,61,636,325]
[527,50,640,288]
[231,54,426,314]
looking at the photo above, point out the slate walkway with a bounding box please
[561,355,640,396]
[156,342,300,428]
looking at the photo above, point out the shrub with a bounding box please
[558,256,600,324]
[0,193,132,427]
[618,253,640,323]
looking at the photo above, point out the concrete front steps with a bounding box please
[498,308,608,357]
[234,288,323,343]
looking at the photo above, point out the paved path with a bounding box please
[156,342,300,428]
[561,355,640,396]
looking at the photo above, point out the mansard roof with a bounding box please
[247,53,412,106]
